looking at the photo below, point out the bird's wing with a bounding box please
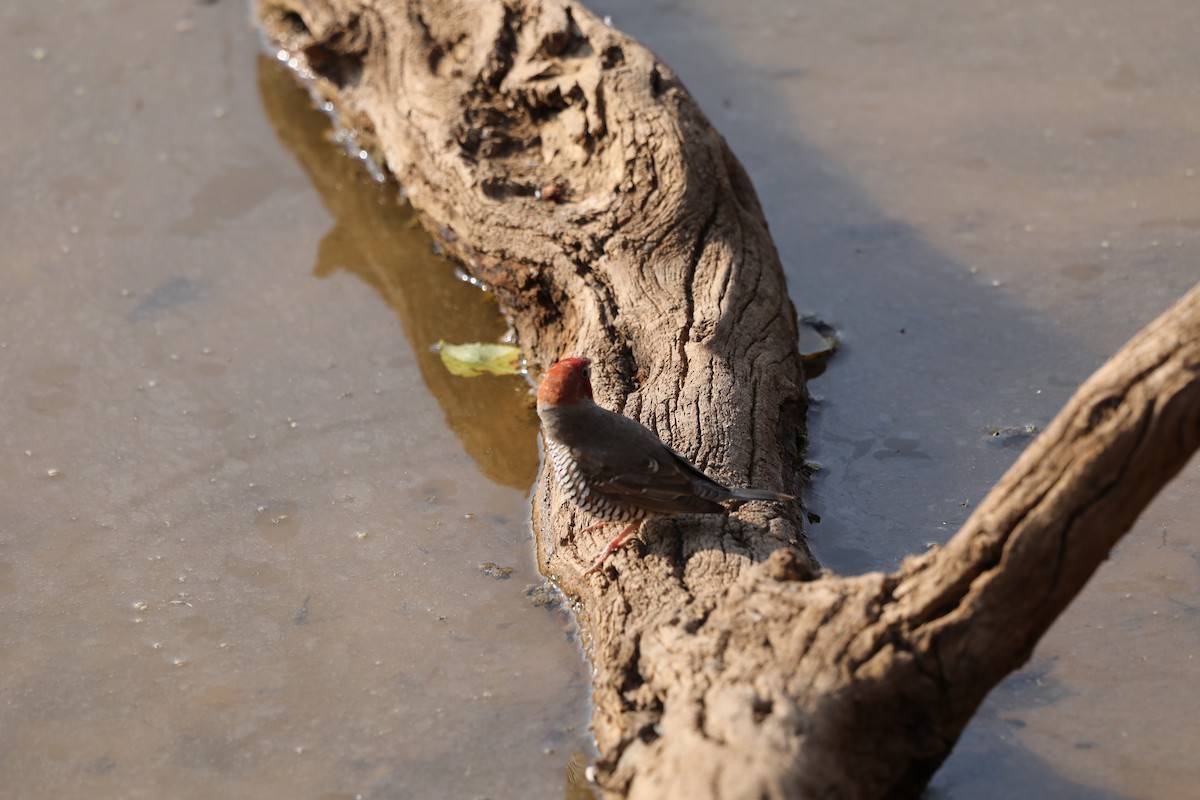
[569,445,727,516]
[660,443,736,496]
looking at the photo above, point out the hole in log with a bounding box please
[280,11,308,35]
[637,723,661,744]
[601,45,625,69]
[649,65,664,96]
[1087,395,1124,431]
[479,177,537,200]
[304,44,364,90]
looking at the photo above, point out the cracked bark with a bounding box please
[255,1,1200,797]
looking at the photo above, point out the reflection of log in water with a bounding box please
[256,54,538,492]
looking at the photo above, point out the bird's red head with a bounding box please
[537,357,594,406]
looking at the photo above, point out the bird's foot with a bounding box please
[585,522,640,575]
[579,519,609,536]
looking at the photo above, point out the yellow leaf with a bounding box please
[437,341,522,377]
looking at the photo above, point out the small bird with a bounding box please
[537,356,794,574]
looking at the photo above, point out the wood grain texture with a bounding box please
[256,1,1200,796]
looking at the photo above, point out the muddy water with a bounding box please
[589,0,1200,797]
[0,2,592,799]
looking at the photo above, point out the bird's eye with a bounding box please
[582,365,591,381]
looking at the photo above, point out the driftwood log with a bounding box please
[254,1,1200,797]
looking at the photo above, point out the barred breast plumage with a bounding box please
[546,440,650,525]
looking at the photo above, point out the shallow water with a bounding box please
[1,3,591,798]
[3,0,1198,799]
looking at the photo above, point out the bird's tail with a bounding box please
[726,487,794,503]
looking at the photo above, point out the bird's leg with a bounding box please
[585,522,641,575]
[579,520,609,536]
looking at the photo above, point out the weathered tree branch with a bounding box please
[255,0,1200,796]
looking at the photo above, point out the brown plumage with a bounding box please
[537,357,793,573]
